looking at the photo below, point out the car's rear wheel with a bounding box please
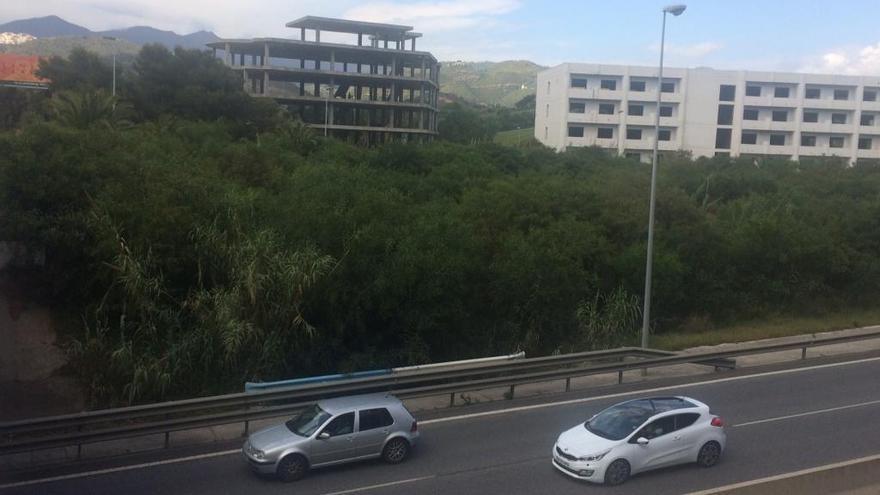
[382,438,410,464]
[604,459,631,486]
[697,441,722,467]
[276,454,308,482]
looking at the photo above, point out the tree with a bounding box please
[36,47,113,92]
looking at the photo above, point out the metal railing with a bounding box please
[2,328,879,459]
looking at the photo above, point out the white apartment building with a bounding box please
[535,63,880,165]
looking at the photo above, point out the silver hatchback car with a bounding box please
[243,393,419,481]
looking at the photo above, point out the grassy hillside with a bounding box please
[440,60,546,107]
[1,36,140,63]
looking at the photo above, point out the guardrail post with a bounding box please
[244,420,250,436]
[565,377,571,392]
[76,424,82,460]
[508,385,515,399]
[449,392,455,407]
[618,370,624,384]
[802,346,807,359]
[164,431,170,449]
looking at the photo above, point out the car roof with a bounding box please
[317,393,402,415]
[613,396,707,414]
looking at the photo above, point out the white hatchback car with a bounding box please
[552,396,725,485]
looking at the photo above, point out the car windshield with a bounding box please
[285,405,332,437]
[585,400,654,440]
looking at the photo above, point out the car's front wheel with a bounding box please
[276,454,308,482]
[697,441,722,467]
[382,438,410,464]
[604,459,631,486]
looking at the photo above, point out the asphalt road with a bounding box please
[4,356,880,495]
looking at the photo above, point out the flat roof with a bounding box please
[286,16,414,38]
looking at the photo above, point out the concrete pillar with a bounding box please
[412,38,416,51]
[224,43,230,65]
[358,33,362,46]
[263,43,269,66]
[316,30,320,43]
[263,71,268,95]
[301,27,305,40]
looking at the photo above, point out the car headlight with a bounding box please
[252,449,265,460]
[578,450,609,462]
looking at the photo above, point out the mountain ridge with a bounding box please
[0,15,219,49]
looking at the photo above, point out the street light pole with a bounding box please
[641,4,686,351]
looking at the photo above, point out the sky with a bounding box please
[3,0,880,75]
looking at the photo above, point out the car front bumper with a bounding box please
[551,452,606,483]
[242,447,277,474]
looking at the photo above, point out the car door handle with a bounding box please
[673,435,682,441]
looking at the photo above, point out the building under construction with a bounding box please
[209,16,440,144]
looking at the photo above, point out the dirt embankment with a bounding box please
[0,244,84,421]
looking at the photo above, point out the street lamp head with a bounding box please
[663,4,687,15]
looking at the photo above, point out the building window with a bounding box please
[717,105,734,125]
[801,135,816,147]
[715,129,732,149]
[834,89,849,100]
[719,84,736,102]
[865,90,878,102]
[830,136,845,148]
[859,137,873,150]
[597,127,614,139]
[861,114,875,126]
[832,113,847,124]
[627,127,643,140]
[769,134,786,146]
[741,132,757,145]
[746,85,761,97]
[625,152,641,161]
[805,88,821,99]
[803,111,819,123]
[661,81,675,93]
[659,105,673,117]
[743,108,759,120]
[774,86,790,98]
[599,103,615,115]
[569,101,586,113]
[630,80,646,92]
[628,104,644,116]
[658,129,671,141]
[601,79,617,90]
[568,126,585,137]
[571,77,587,88]
[772,110,788,122]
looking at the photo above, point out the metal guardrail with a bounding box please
[2,328,879,458]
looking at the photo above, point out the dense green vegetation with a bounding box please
[3,46,880,408]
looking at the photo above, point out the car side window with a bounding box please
[359,408,394,432]
[634,415,675,440]
[674,413,700,430]
[321,412,355,437]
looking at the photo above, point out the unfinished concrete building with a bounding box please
[209,16,440,144]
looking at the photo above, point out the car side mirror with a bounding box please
[636,437,649,446]
[318,432,331,440]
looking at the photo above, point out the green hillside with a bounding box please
[1,36,141,62]
[440,60,546,107]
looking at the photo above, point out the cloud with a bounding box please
[342,0,521,32]
[800,42,880,76]
[648,41,723,58]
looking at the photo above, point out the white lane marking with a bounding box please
[4,354,880,490]
[0,449,240,490]
[318,475,436,495]
[685,452,880,494]
[733,398,880,428]
[420,355,880,425]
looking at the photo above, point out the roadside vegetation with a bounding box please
[2,46,880,407]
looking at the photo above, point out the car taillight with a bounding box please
[410,421,418,432]
[711,416,724,427]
